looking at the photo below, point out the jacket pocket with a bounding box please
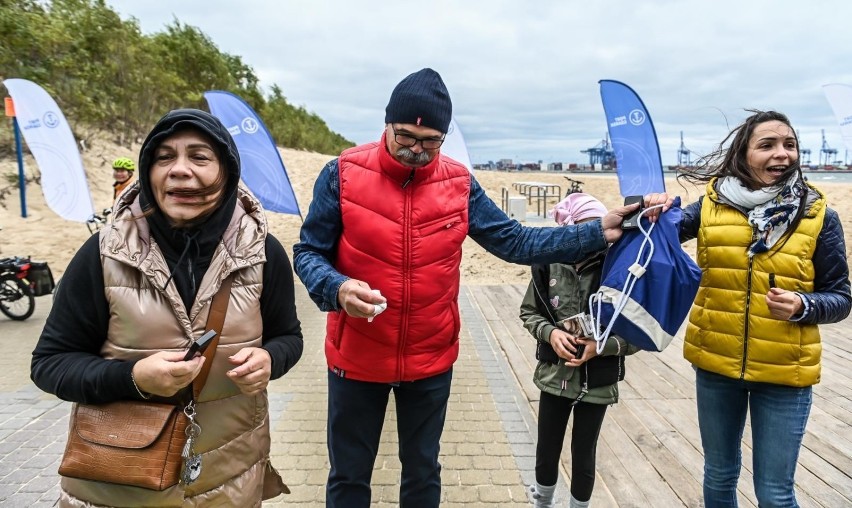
[417,213,463,238]
[329,311,347,349]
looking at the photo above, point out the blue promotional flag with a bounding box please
[598,80,665,196]
[204,91,301,217]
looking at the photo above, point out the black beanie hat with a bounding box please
[384,68,452,134]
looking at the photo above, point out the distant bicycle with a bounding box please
[86,207,112,234]
[564,177,584,196]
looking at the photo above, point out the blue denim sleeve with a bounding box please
[466,177,607,264]
[292,159,347,312]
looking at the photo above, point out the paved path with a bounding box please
[0,284,547,507]
[1,283,849,507]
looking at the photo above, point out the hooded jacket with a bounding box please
[520,257,638,404]
[31,109,302,507]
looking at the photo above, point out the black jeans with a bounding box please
[535,390,608,502]
[326,368,452,508]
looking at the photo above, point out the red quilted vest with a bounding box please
[325,134,470,382]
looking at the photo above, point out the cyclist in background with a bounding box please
[111,157,136,200]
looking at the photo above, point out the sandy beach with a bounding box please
[2,138,852,286]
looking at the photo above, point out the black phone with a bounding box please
[622,195,645,230]
[182,330,217,361]
[575,343,586,359]
[769,273,776,289]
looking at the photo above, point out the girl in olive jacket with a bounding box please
[520,193,639,508]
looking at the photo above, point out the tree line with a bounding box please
[0,0,354,155]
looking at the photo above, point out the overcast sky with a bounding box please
[107,0,852,166]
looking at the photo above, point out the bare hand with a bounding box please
[227,347,272,396]
[337,279,387,318]
[549,328,583,360]
[601,193,675,243]
[642,193,674,222]
[132,350,204,397]
[766,288,804,320]
[564,338,598,367]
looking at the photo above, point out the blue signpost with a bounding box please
[5,96,27,218]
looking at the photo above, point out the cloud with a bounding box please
[109,0,852,164]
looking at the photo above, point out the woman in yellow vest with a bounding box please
[675,110,851,507]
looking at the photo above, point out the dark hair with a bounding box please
[678,110,802,188]
[678,109,808,253]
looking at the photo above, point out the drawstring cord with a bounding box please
[162,230,201,293]
[589,204,665,354]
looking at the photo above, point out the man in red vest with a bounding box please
[294,68,668,508]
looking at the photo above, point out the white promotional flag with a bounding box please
[442,117,473,172]
[3,78,94,222]
[822,83,852,154]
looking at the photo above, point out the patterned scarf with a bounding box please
[718,173,803,257]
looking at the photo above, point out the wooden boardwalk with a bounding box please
[467,284,852,508]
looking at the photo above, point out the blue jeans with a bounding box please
[696,368,812,508]
[326,369,452,508]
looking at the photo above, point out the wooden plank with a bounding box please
[469,286,540,404]
[596,404,685,507]
[607,399,704,507]
[624,398,705,486]
[591,435,650,506]
[481,284,852,507]
[797,446,852,504]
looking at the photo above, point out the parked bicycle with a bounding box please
[86,207,112,234]
[0,256,36,320]
[0,255,57,321]
[564,177,584,196]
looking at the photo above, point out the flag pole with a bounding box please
[5,96,26,218]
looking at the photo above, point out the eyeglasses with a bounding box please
[391,126,445,150]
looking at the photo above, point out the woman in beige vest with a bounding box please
[32,109,303,507]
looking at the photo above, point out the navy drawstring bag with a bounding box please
[589,198,701,352]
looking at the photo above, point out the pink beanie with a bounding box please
[549,193,608,225]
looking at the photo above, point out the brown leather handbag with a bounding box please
[58,276,233,490]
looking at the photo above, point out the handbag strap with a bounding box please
[192,274,234,400]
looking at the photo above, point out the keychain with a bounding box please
[181,402,203,484]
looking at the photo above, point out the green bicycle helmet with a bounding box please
[112,157,136,171]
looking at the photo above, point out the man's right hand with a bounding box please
[601,193,673,243]
[601,202,640,243]
[337,279,387,318]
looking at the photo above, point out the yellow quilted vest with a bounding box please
[684,180,825,387]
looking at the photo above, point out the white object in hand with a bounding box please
[368,289,387,323]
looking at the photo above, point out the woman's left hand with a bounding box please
[227,347,272,395]
[642,193,675,222]
[766,288,804,320]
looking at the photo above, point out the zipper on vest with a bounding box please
[741,255,755,379]
[402,169,415,188]
[398,183,413,381]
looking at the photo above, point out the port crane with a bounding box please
[677,131,691,166]
[796,130,811,165]
[820,129,838,166]
[581,133,616,167]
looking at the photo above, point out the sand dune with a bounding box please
[2,137,851,286]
